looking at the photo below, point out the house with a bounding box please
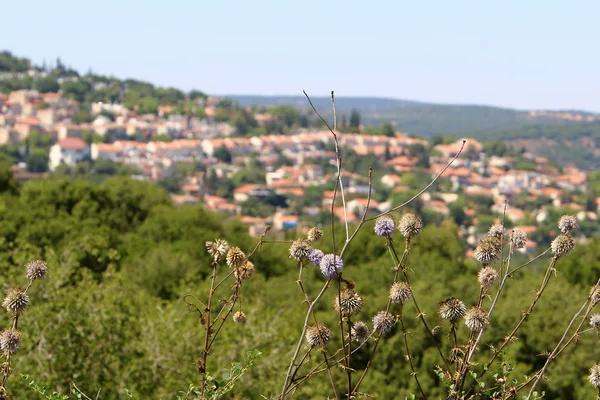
[48,138,90,171]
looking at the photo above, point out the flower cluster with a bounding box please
[389,281,412,303]
[333,289,363,317]
[307,227,323,242]
[478,267,499,289]
[398,213,423,239]
[372,311,395,334]
[510,229,528,249]
[465,307,489,332]
[307,249,324,267]
[226,247,246,268]
[558,215,578,234]
[374,215,395,237]
[289,239,312,261]
[350,321,370,343]
[474,235,502,265]
[438,298,467,322]
[205,239,230,261]
[488,224,505,238]
[306,323,331,347]
[551,234,575,257]
[319,254,343,278]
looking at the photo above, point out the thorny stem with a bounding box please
[399,304,427,400]
[456,288,487,394]
[523,278,600,398]
[200,259,218,397]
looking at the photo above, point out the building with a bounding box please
[48,138,90,171]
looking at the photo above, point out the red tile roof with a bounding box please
[58,138,87,149]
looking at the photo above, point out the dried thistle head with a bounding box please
[590,285,600,306]
[510,229,528,249]
[26,259,48,281]
[589,364,600,389]
[374,214,395,237]
[488,224,505,238]
[464,307,489,332]
[478,266,499,289]
[205,239,230,260]
[2,288,30,315]
[372,311,395,334]
[307,249,324,267]
[389,281,412,303]
[306,227,323,242]
[226,247,246,268]
[333,289,363,317]
[589,314,600,331]
[551,234,575,257]
[398,213,423,239]
[558,215,578,234]
[438,298,467,323]
[234,261,255,280]
[0,328,21,354]
[233,311,246,324]
[474,235,502,265]
[350,321,370,343]
[319,254,343,278]
[289,239,312,261]
[306,323,331,347]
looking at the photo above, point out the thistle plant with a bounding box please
[0,260,48,399]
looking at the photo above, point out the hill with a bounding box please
[225,94,599,135]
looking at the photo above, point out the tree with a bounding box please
[213,146,232,163]
[26,149,49,172]
[349,109,361,132]
[34,76,60,93]
[381,122,395,137]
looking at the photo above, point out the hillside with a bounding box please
[226,94,598,135]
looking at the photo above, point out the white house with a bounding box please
[48,138,90,171]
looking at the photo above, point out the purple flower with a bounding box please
[319,254,343,278]
[374,215,395,236]
[307,249,324,267]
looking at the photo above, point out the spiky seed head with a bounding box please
[333,289,363,317]
[289,239,312,261]
[0,328,21,354]
[588,364,600,389]
[350,321,370,343]
[465,307,489,332]
[551,234,575,257]
[590,285,600,306]
[372,311,395,334]
[2,288,29,315]
[26,259,48,280]
[590,314,600,331]
[226,247,246,268]
[206,239,230,260]
[307,249,324,267]
[398,213,423,239]
[319,254,344,278]
[488,224,505,238]
[510,229,528,249]
[234,261,255,280]
[374,215,395,237]
[305,323,331,347]
[389,281,412,303]
[478,267,499,289]
[232,311,246,324]
[438,298,467,322]
[558,215,578,234]
[474,235,502,265]
[307,227,323,242]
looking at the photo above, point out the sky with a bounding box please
[3,0,600,111]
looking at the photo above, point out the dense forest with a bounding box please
[0,163,596,399]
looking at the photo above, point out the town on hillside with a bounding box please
[0,87,598,254]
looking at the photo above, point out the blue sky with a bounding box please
[3,0,600,111]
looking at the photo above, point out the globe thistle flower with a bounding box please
[464,307,489,332]
[0,328,21,354]
[307,249,324,268]
[551,234,575,257]
[438,298,467,322]
[558,215,578,234]
[589,314,600,331]
[26,259,48,280]
[590,285,600,306]
[319,254,343,278]
[478,266,499,289]
[372,311,395,334]
[333,289,363,317]
[226,247,246,268]
[234,261,255,280]
[389,281,412,303]
[206,239,230,260]
[488,224,505,238]
[510,229,528,249]
[374,214,395,237]
[398,213,423,239]
[2,288,29,315]
[350,321,370,343]
[307,227,323,242]
[232,311,246,324]
[289,239,312,261]
[305,323,331,347]
[588,364,600,389]
[474,236,502,265]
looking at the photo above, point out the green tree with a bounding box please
[33,75,60,93]
[25,149,49,172]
